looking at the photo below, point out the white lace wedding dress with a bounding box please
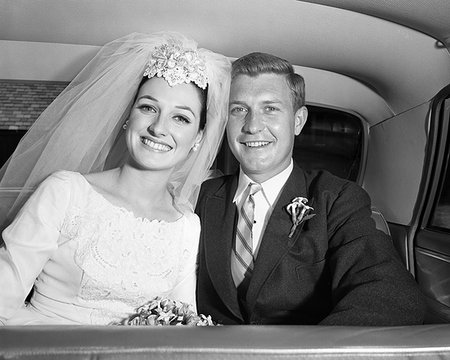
[0,171,200,325]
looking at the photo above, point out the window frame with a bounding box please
[425,94,450,232]
[409,85,450,239]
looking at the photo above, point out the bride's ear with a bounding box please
[192,129,204,152]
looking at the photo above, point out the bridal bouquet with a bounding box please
[116,297,218,326]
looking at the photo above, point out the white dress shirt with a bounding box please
[233,159,293,257]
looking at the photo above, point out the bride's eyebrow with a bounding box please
[137,95,195,116]
[137,95,158,102]
[175,105,195,116]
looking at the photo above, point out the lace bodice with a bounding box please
[0,171,200,325]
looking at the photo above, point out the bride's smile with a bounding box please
[140,136,172,152]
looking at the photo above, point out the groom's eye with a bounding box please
[264,106,278,112]
[230,106,248,115]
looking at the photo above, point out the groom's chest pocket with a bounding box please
[262,253,328,303]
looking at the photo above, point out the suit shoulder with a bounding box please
[195,174,235,214]
[197,174,234,200]
[304,168,347,187]
[304,169,368,200]
[201,174,234,193]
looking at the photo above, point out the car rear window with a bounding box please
[293,106,363,182]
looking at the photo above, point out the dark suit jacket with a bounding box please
[195,164,426,325]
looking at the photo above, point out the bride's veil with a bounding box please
[0,32,231,232]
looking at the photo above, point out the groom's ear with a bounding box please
[294,106,308,136]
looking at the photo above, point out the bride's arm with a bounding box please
[170,268,197,313]
[0,172,71,324]
[168,212,200,313]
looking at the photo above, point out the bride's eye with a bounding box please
[139,104,157,113]
[173,115,191,124]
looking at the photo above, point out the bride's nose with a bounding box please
[147,114,168,136]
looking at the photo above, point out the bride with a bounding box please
[0,32,230,325]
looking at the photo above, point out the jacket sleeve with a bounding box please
[0,172,71,324]
[319,181,426,325]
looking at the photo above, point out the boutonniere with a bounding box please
[286,197,315,238]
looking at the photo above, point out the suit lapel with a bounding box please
[246,165,308,310]
[202,175,243,321]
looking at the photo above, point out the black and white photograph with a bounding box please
[1,1,449,358]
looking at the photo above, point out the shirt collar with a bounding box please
[233,159,294,206]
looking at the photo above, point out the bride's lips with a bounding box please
[140,136,172,152]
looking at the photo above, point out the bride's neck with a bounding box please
[115,165,173,206]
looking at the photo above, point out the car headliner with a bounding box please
[1,0,449,124]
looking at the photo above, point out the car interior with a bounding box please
[0,0,449,358]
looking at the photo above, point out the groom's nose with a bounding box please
[243,110,264,134]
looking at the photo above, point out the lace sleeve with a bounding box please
[168,211,201,311]
[0,171,72,323]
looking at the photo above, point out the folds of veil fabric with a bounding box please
[0,32,231,233]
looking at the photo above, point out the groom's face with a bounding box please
[227,73,307,183]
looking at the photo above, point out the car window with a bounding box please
[430,164,450,230]
[428,96,450,231]
[0,80,69,167]
[0,130,26,167]
[216,106,364,181]
[1,81,365,182]
[293,106,364,182]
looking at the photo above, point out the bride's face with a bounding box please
[125,77,204,172]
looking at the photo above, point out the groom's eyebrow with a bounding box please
[229,100,247,106]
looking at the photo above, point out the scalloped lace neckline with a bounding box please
[76,172,184,225]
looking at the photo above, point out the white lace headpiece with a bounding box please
[143,39,208,89]
[0,32,231,230]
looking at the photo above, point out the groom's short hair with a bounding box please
[231,52,306,110]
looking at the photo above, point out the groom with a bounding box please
[195,52,425,325]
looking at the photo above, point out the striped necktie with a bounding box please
[232,182,262,290]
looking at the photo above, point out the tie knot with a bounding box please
[248,182,262,197]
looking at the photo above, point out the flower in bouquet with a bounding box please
[117,297,218,326]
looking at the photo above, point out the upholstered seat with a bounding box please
[371,206,391,236]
